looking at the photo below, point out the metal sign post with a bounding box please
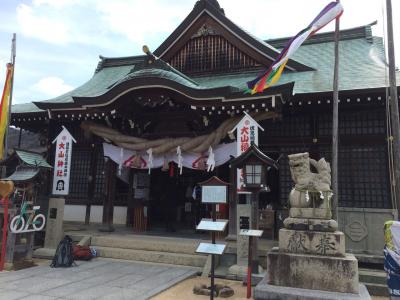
[240,229,263,298]
[0,180,14,271]
[196,176,229,300]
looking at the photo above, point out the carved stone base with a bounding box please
[264,247,359,294]
[289,207,331,219]
[279,229,345,256]
[284,217,338,232]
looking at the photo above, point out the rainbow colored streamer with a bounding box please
[247,1,344,94]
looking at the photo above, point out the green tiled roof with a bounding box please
[3,167,40,183]
[113,66,201,89]
[15,150,52,168]
[39,64,134,104]
[12,102,44,114]
[194,36,397,95]
[11,27,399,114]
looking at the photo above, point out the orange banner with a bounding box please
[0,63,13,159]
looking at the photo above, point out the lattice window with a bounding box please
[320,146,390,208]
[168,28,260,74]
[262,115,311,138]
[68,148,91,201]
[318,114,332,136]
[93,149,105,204]
[318,109,386,136]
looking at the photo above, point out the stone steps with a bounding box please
[359,268,389,297]
[95,246,207,268]
[91,235,199,255]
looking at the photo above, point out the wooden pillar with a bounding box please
[226,165,237,240]
[101,159,116,231]
[126,170,134,226]
[85,144,98,225]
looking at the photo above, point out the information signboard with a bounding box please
[239,229,263,237]
[201,186,226,203]
[196,243,226,255]
[197,219,228,232]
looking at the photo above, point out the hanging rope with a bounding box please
[81,111,280,155]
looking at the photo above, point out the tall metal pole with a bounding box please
[331,1,340,221]
[4,33,16,158]
[210,204,216,300]
[251,191,259,272]
[386,0,400,218]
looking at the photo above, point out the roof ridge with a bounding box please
[266,21,378,48]
[95,55,146,73]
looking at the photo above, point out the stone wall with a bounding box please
[338,207,397,255]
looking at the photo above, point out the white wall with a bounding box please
[64,204,127,225]
[89,205,103,223]
[64,204,86,222]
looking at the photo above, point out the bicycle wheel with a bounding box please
[32,214,46,231]
[10,216,25,233]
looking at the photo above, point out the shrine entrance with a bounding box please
[129,163,231,236]
[148,168,205,233]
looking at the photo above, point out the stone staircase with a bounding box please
[74,234,208,269]
[359,268,389,297]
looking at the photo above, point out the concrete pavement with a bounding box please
[0,258,199,300]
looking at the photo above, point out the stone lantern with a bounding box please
[230,143,277,274]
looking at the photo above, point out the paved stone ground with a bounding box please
[0,258,198,300]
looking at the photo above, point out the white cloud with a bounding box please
[94,0,188,45]
[0,59,5,89]
[220,0,383,39]
[32,76,73,97]
[16,4,70,44]
[14,0,189,49]
[32,0,79,8]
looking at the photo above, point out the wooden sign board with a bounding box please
[201,186,226,203]
[196,219,228,232]
[196,243,226,255]
[239,229,263,237]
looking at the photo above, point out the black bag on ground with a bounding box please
[50,235,75,268]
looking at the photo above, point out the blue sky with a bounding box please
[0,0,398,105]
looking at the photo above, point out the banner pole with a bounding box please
[0,197,9,271]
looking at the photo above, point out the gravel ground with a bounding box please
[151,277,390,300]
[151,277,248,300]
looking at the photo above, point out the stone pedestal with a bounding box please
[254,153,371,299]
[44,198,65,249]
[34,198,65,258]
[228,204,251,278]
[266,247,359,293]
[255,280,371,300]
[279,229,345,256]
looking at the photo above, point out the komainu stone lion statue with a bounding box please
[289,152,331,192]
[284,152,338,232]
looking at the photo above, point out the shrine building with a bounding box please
[8,0,399,254]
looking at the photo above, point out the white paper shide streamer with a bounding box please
[206,146,215,172]
[147,148,153,174]
[177,146,183,175]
